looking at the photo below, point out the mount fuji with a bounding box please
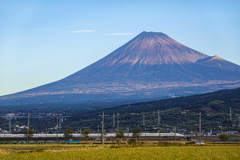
[1,31,240,106]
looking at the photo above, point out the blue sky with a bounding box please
[0,0,240,96]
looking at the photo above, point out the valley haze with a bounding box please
[1,31,240,106]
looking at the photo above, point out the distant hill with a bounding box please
[66,88,240,132]
[1,31,240,106]
[84,88,240,115]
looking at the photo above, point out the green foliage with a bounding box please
[135,126,142,133]
[139,141,145,146]
[128,139,137,146]
[132,126,142,142]
[24,129,34,140]
[158,141,169,146]
[218,134,229,142]
[110,145,121,148]
[208,100,224,105]
[64,127,73,140]
[158,142,185,146]
[66,88,240,134]
[82,129,91,144]
[36,147,44,152]
[116,139,121,147]
[116,130,124,139]
[82,129,91,137]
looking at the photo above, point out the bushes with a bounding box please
[128,139,137,146]
[110,145,121,148]
[36,148,44,152]
[186,141,196,145]
[158,142,169,146]
[218,134,229,143]
[158,141,186,146]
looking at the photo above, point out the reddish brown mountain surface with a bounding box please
[1,31,240,105]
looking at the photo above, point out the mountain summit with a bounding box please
[97,31,208,66]
[60,31,209,83]
[1,31,240,105]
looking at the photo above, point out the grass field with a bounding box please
[0,143,239,160]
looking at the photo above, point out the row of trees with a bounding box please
[24,126,230,143]
[64,126,143,142]
[23,126,152,143]
[64,127,91,143]
[23,127,91,143]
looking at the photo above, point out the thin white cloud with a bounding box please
[106,33,135,36]
[70,30,95,33]
[34,28,50,31]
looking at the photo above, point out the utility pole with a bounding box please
[98,126,99,136]
[191,126,192,140]
[59,117,63,129]
[101,112,104,144]
[158,110,161,142]
[143,114,145,126]
[57,117,58,144]
[27,113,30,144]
[221,122,223,133]
[238,117,240,141]
[9,119,11,133]
[143,114,146,141]
[174,127,176,141]
[117,113,119,132]
[230,108,232,121]
[145,126,146,142]
[127,127,129,141]
[113,113,115,127]
[199,112,201,142]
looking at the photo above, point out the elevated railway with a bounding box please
[0,133,226,143]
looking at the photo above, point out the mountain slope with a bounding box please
[1,31,240,105]
[66,88,240,132]
[196,56,240,73]
[72,87,240,119]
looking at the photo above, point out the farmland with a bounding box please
[0,143,240,160]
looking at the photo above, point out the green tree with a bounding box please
[64,127,73,141]
[83,129,91,144]
[24,129,34,140]
[116,130,124,139]
[116,130,124,145]
[132,126,142,142]
[218,134,229,143]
